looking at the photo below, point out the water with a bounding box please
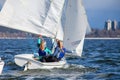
[0,39,120,80]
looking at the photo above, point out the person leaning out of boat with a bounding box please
[53,40,66,61]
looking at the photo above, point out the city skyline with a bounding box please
[0,0,120,29]
[83,0,120,29]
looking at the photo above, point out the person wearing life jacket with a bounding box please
[53,40,66,61]
[38,40,47,62]
[37,35,52,62]
[43,40,66,62]
[37,35,52,55]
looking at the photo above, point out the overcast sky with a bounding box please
[0,0,120,29]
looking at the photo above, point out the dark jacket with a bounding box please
[38,49,46,56]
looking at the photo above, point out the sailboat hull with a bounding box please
[14,54,66,70]
[0,60,4,75]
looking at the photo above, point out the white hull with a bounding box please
[14,54,66,70]
[0,60,4,75]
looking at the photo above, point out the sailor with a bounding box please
[37,35,52,55]
[37,35,52,62]
[41,39,66,62]
[38,40,47,62]
[53,40,66,61]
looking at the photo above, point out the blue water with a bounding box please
[0,39,120,80]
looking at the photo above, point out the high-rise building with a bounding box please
[118,22,120,29]
[105,19,119,31]
[105,19,112,31]
[112,20,117,30]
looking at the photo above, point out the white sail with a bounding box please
[0,0,65,38]
[0,0,90,56]
[56,21,64,41]
[63,0,90,56]
[0,0,91,70]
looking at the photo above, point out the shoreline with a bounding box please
[0,37,120,39]
[0,37,35,39]
[85,37,120,40]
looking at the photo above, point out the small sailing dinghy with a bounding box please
[0,0,91,70]
[15,54,66,70]
[0,58,4,74]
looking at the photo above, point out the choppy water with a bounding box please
[0,39,120,80]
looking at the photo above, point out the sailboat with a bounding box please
[0,58,4,75]
[0,0,90,70]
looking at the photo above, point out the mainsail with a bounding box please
[63,0,90,56]
[0,0,90,56]
[0,0,65,39]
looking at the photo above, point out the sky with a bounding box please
[0,0,120,29]
[83,0,120,29]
